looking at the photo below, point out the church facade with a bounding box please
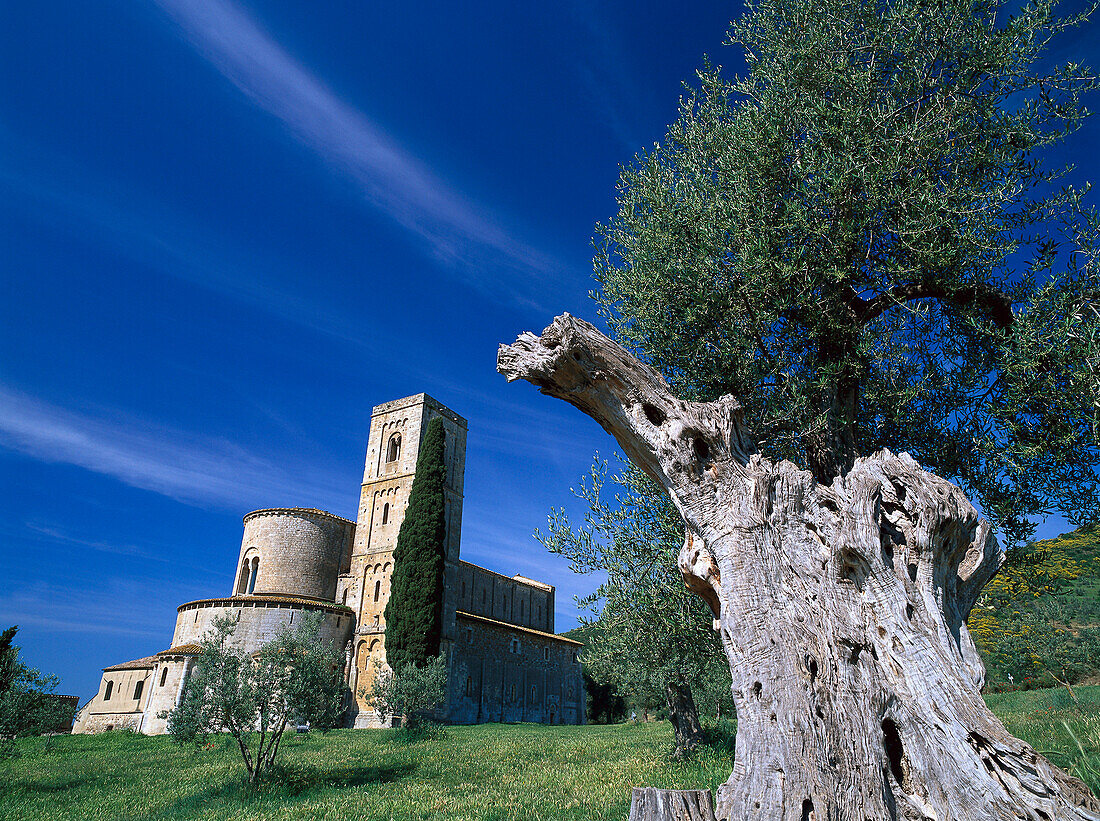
[73,394,584,734]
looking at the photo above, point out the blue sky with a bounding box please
[1,1,1097,702]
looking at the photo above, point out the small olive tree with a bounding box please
[362,653,446,734]
[165,612,345,784]
[537,459,729,757]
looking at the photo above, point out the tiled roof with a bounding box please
[157,644,202,656]
[456,610,583,646]
[103,656,157,672]
[177,595,353,613]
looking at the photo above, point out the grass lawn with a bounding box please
[1,687,1097,820]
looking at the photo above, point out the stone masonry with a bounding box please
[73,393,584,734]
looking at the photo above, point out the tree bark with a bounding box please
[499,314,1100,821]
[666,682,704,758]
[629,788,717,821]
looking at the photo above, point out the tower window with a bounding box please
[382,503,389,524]
[342,589,348,605]
[134,680,144,700]
[160,667,168,687]
[104,681,113,701]
[247,556,259,594]
[465,676,473,697]
[386,434,401,463]
[544,647,550,661]
[374,580,381,602]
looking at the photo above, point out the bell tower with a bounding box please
[345,394,467,724]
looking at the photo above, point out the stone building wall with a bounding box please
[448,612,584,725]
[454,562,555,633]
[73,662,154,734]
[172,597,352,649]
[139,654,197,735]
[233,509,355,601]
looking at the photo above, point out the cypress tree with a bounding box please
[383,416,447,670]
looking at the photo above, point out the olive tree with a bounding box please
[498,0,1100,812]
[537,458,728,757]
[165,612,344,784]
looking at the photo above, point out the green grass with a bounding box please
[1,688,1097,820]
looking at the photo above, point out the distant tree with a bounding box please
[363,653,447,734]
[538,458,728,757]
[582,669,627,724]
[0,626,73,758]
[164,612,344,784]
[384,416,448,671]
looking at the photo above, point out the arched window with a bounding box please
[160,667,168,687]
[382,503,389,525]
[104,680,113,701]
[374,580,381,602]
[386,434,401,463]
[383,562,391,573]
[134,680,144,700]
[247,556,259,594]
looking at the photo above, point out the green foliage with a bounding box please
[969,525,1100,689]
[164,612,344,783]
[594,0,1100,544]
[581,669,627,724]
[384,417,448,671]
[0,626,73,759]
[537,457,729,751]
[1,689,1097,818]
[362,654,447,734]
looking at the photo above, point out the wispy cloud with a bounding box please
[153,0,567,303]
[0,383,350,511]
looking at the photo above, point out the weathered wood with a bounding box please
[499,314,1100,821]
[628,788,717,821]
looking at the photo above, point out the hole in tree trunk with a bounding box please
[752,682,762,697]
[907,563,918,581]
[906,603,914,620]
[641,403,665,425]
[801,798,814,821]
[806,656,818,684]
[692,436,710,461]
[882,718,906,786]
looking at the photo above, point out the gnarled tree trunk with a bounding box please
[666,681,704,758]
[498,314,1100,821]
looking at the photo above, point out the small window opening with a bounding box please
[342,589,348,605]
[386,434,401,463]
[374,580,381,602]
[520,601,525,620]
[382,503,389,525]
[160,667,168,687]
[134,680,144,700]
[466,676,473,696]
[466,628,473,644]
[544,647,550,661]
[104,681,113,701]
[247,556,259,594]
[510,683,516,701]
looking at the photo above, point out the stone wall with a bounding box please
[172,597,353,650]
[234,509,355,601]
[455,562,554,633]
[447,613,584,725]
[73,664,153,734]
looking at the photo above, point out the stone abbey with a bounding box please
[73,394,584,734]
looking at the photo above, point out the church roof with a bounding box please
[157,644,203,657]
[103,656,157,672]
[456,610,583,646]
[177,594,353,614]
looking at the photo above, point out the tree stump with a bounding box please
[628,788,717,821]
